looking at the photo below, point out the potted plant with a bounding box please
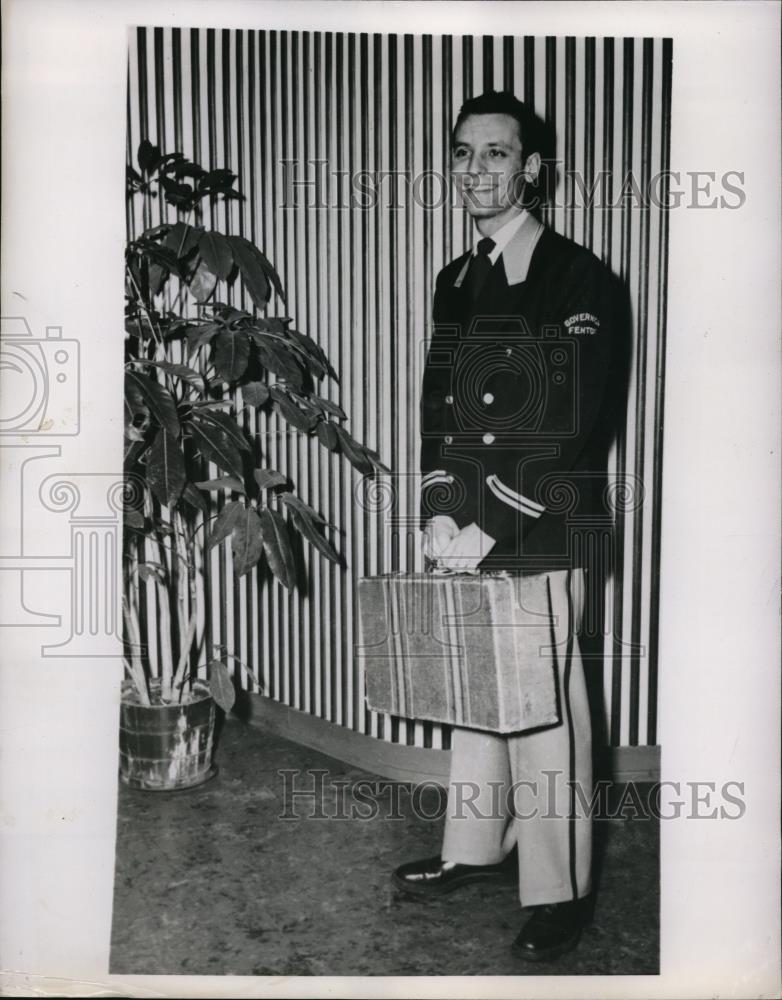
[122,140,385,790]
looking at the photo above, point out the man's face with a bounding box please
[451,113,531,220]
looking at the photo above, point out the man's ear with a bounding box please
[523,151,541,185]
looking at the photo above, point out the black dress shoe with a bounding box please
[392,852,516,897]
[512,900,586,962]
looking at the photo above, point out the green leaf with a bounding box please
[136,360,205,393]
[148,263,168,297]
[198,409,251,453]
[316,421,339,451]
[207,168,237,187]
[185,321,221,354]
[334,425,373,474]
[157,152,186,170]
[199,230,234,280]
[124,375,148,420]
[123,508,145,529]
[187,415,244,480]
[125,370,180,436]
[124,437,150,473]
[285,327,336,379]
[231,506,265,576]
[180,483,209,514]
[213,304,248,324]
[139,223,170,240]
[309,394,347,420]
[253,468,288,490]
[364,445,392,475]
[136,240,180,272]
[195,475,246,493]
[206,500,245,550]
[255,249,286,305]
[124,424,146,443]
[165,221,202,259]
[190,400,232,412]
[189,258,218,303]
[280,492,327,524]
[208,659,236,713]
[228,235,269,309]
[288,508,341,564]
[241,381,270,406]
[213,328,250,382]
[138,139,161,173]
[259,508,296,590]
[138,562,166,584]
[172,160,206,180]
[270,387,316,433]
[160,174,194,206]
[252,337,304,387]
[146,428,186,507]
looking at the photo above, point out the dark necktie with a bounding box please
[462,236,496,305]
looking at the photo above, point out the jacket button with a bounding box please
[482,392,494,405]
[482,432,495,444]
[444,435,453,444]
[444,394,454,404]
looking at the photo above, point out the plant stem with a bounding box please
[220,650,264,695]
[170,507,199,701]
[145,493,174,702]
[166,209,195,317]
[125,264,163,350]
[172,613,198,700]
[122,595,150,706]
[173,514,188,688]
[125,525,191,569]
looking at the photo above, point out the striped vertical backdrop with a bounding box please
[127,28,672,751]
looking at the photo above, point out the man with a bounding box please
[392,91,624,963]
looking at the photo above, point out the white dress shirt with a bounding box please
[472,209,530,266]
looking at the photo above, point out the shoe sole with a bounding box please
[511,927,582,963]
[392,869,516,898]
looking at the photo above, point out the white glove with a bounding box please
[422,515,460,564]
[437,522,496,572]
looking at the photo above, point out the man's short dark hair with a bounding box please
[452,90,550,163]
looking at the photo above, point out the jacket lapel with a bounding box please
[448,213,547,327]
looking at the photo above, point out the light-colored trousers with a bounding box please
[441,567,593,908]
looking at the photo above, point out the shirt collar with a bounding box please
[472,210,530,264]
[454,210,545,288]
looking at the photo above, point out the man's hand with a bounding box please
[438,522,496,572]
[423,515,460,565]
[423,517,496,572]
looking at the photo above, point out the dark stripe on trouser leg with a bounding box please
[563,569,578,900]
[547,573,577,900]
[545,573,560,678]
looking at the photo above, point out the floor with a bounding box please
[110,719,659,977]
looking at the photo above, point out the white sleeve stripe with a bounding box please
[486,474,545,512]
[486,474,545,519]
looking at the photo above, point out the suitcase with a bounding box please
[357,572,561,734]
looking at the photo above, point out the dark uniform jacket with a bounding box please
[420,211,625,573]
